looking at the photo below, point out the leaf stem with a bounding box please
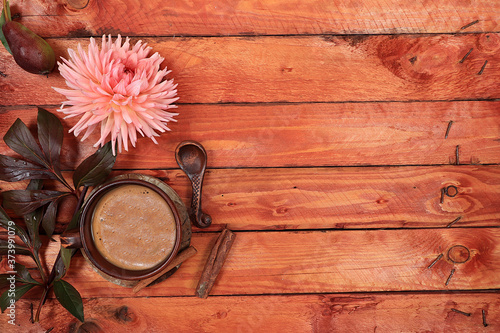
[32,251,47,284]
[72,186,88,219]
[35,182,89,322]
[34,286,48,323]
[52,169,74,193]
[43,185,88,308]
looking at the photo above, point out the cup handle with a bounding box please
[60,229,83,249]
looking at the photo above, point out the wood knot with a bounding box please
[114,306,136,323]
[376,198,389,204]
[377,37,462,84]
[275,206,288,215]
[66,0,90,10]
[0,84,15,92]
[76,321,103,333]
[447,245,470,264]
[476,34,500,53]
[215,310,228,319]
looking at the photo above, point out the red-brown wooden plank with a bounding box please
[1,292,498,332]
[1,34,500,106]
[3,165,500,233]
[1,102,499,169]
[4,228,500,299]
[7,0,500,37]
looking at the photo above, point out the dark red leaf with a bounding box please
[37,107,63,170]
[41,198,61,238]
[2,189,71,216]
[73,141,116,189]
[53,279,84,322]
[3,118,47,167]
[0,154,56,182]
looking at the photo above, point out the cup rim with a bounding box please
[79,178,182,281]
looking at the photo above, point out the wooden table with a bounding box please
[1,0,500,332]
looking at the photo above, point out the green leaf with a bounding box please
[0,283,35,312]
[2,189,71,216]
[14,263,41,285]
[3,118,47,167]
[73,141,116,189]
[37,108,64,171]
[0,154,57,182]
[0,1,12,55]
[53,279,84,322]
[0,206,30,246]
[41,198,60,238]
[0,239,31,256]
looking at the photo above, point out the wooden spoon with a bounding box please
[175,140,212,228]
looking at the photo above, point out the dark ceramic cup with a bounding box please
[61,175,189,281]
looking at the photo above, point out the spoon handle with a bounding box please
[189,173,212,228]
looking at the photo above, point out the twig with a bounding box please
[196,229,236,298]
[455,145,460,165]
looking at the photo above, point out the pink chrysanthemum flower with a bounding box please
[53,35,179,155]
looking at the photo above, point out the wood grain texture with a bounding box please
[1,292,498,332]
[3,165,500,233]
[4,228,500,299]
[7,0,500,37]
[1,0,499,330]
[2,34,500,106]
[1,102,499,169]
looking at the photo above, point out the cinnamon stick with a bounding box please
[196,229,236,298]
[133,245,197,293]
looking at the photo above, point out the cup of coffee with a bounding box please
[62,174,191,282]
